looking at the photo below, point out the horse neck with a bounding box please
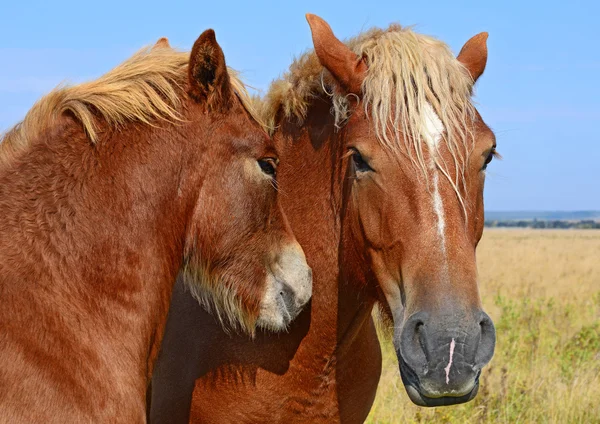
[276,98,376,354]
[0,117,192,376]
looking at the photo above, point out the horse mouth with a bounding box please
[399,357,480,407]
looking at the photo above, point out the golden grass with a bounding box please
[367,229,600,423]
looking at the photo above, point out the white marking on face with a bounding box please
[422,104,447,255]
[444,337,456,384]
[423,103,445,150]
[431,172,446,252]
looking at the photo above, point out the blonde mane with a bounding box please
[0,44,260,166]
[261,24,477,213]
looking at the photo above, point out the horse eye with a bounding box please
[351,149,372,173]
[258,158,277,177]
[482,148,498,171]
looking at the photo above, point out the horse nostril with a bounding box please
[415,321,424,332]
[480,313,492,327]
[414,321,424,345]
[279,286,299,315]
[475,311,496,367]
[400,312,430,369]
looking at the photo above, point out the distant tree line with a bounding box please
[484,219,600,229]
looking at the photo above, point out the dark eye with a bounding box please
[483,153,493,168]
[351,149,372,173]
[482,148,499,171]
[258,158,277,177]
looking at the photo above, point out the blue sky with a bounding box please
[1,0,598,210]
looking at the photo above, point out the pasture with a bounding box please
[367,229,600,423]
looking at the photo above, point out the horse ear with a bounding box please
[153,37,171,49]
[305,14,367,95]
[188,29,233,110]
[457,32,488,83]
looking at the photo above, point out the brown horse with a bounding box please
[150,15,497,423]
[0,30,311,423]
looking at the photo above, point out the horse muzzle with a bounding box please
[396,310,496,407]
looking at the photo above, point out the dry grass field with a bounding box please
[366,229,600,423]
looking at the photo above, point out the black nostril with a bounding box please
[400,312,430,369]
[479,313,492,328]
[414,320,424,344]
[414,320,431,363]
[475,311,496,367]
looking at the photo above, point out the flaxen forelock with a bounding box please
[262,24,478,215]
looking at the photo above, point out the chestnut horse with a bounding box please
[0,31,312,423]
[150,15,497,423]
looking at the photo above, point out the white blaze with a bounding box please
[422,103,447,254]
[431,173,446,250]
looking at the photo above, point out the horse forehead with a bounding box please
[227,136,275,160]
[476,120,496,147]
[422,103,445,149]
[217,113,273,155]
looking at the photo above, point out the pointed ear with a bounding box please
[188,29,233,110]
[153,37,171,49]
[457,32,488,83]
[305,14,367,95]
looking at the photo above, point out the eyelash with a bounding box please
[258,158,277,177]
[349,148,373,173]
[483,148,501,170]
